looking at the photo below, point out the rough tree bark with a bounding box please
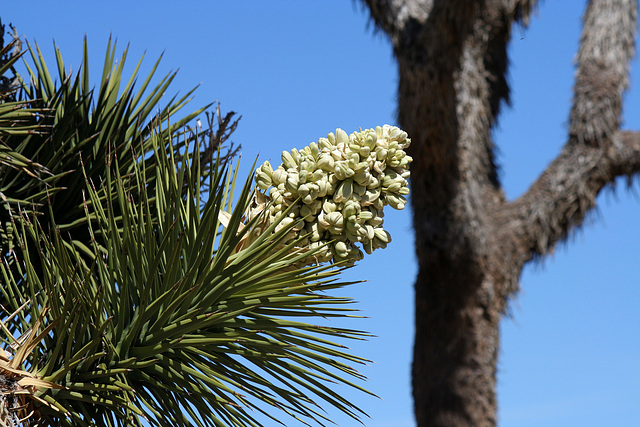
[361,1,640,426]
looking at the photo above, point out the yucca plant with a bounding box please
[0,28,412,426]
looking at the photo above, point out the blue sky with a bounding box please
[3,2,639,426]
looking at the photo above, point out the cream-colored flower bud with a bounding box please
[361,188,380,206]
[306,222,323,242]
[298,183,310,198]
[301,160,315,172]
[317,210,328,229]
[338,162,355,181]
[374,228,391,244]
[353,170,372,187]
[282,150,298,169]
[315,179,329,198]
[373,197,384,211]
[388,158,401,168]
[306,182,319,196]
[353,182,367,197]
[285,172,299,195]
[260,160,273,175]
[309,169,324,183]
[272,167,288,185]
[367,216,384,227]
[358,209,374,221]
[333,179,353,203]
[347,152,360,168]
[364,224,375,241]
[298,169,309,184]
[375,125,384,138]
[346,220,366,240]
[366,176,380,190]
[353,161,368,173]
[331,148,344,162]
[364,132,377,149]
[276,216,294,233]
[323,199,338,213]
[378,142,388,152]
[381,173,394,189]
[342,199,359,219]
[309,142,320,159]
[334,241,350,258]
[344,228,359,244]
[255,171,272,190]
[335,128,349,145]
[318,137,332,151]
[317,153,335,171]
[386,181,402,193]
[385,169,399,181]
[290,148,301,164]
[324,211,344,234]
[389,126,403,141]
[255,161,273,190]
[373,160,385,174]
[385,194,406,210]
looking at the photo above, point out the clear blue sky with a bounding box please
[3,2,639,426]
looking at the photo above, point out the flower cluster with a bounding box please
[254,125,412,265]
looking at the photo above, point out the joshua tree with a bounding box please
[0,26,413,426]
[361,0,639,426]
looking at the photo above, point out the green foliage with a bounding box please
[0,39,371,426]
[1,36,214,250]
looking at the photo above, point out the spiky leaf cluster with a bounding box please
[254,125,412,265]
[0,38,375,427]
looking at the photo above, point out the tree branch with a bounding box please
[495,130,640,263]
[612,131,640,175]
[569,0,637,145]
[359,0,433,47]
[491,0,638,296]
[360,0,538,45]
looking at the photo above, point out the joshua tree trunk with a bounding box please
[362,1,640,426]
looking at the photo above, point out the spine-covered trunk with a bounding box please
[392,3,516,423]
[398,24,511,421]
[412,266,502,426]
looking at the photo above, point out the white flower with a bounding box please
[253,125,412,265]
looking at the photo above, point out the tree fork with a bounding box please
[362,0,639,426]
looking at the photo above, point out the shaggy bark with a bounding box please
[361,0,639,426]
